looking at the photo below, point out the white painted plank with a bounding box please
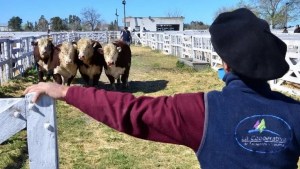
[0,98,26,144]
[0,98,23,111]
[26,93,59,169]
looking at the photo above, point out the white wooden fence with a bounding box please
[132,31,300,96]
[1,30,299,95]
[0,94,58,169]
[0,31,119,85]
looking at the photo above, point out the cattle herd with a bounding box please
[31,37,132,90]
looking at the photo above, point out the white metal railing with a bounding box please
[137,31,300,96]
[0,94,58,169]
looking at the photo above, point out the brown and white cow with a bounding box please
[73,38,105,86]
[53,42,79,85]
[31,37,55,82]
[100,40,131,89]
[31,38,78,85]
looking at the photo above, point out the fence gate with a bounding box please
[0,94,58,169]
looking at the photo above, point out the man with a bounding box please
[120,27,132,45]
[24,8,300,169]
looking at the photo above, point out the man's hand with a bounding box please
[24,82,69,103]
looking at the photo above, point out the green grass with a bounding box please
[0,46,300,169]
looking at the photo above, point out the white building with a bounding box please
[125,16,185,32]
[0,24,10,31]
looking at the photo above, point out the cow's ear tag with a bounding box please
[93,42,99,48]
[117,47,122,53]
[97,48,104,54]
[72,41,77,49]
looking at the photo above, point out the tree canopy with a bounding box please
[8,16,22,31]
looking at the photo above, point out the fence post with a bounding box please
[26,93,59,169]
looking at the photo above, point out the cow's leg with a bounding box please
[38,71,45,82]
[67,75,75,86]
[37,65,45,82]
[117,78,121,85]
[92,74,100,87]
[80,74,90,86]
[106,74,116,90]
[46,70,53,81]
[53,74,63,84]
[121,67,130,88]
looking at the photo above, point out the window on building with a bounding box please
[135,26,140,32]
[156,24,180,31]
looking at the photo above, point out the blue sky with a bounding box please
[0,0,240,25]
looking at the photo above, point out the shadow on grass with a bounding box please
[4,146,28,169]
[0,93,16,98]
[1,132,28,169]
[73,77,168,93]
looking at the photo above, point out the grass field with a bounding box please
[0,45,300,169]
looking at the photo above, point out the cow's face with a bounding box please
[103,43,121,67]
[36,38,53,59]
[59,42,76,65]
[75,38,94,61]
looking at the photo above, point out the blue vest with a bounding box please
[197,73,300,169]
[121,30,131,42]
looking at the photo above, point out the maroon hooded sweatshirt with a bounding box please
[65,86,205,151]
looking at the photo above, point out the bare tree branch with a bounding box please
[81,7,101,31]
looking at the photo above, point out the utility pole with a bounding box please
[115,8,119,31]
[122,0,126,27]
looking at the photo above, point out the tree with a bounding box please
[24,21,34,31]
[81,7,101,31]
[240,0,300,28]
[8,16,22,31]
[37,15,49,31]
[165,9,183,17]
[69,15,81,31]
[62,18,69,31]
[34,22,38,31]
[51,17,64,31]
[184,21,209,30]
[108,20,119,31]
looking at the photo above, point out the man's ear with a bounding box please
[117,47,122,53]
[222,61,231,73]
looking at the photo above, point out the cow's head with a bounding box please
[101,43,122,67]
[31,37,54,59]
[59,42,76,65]
[74,38,99,63]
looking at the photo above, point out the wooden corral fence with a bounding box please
[0,94,58,169]
[0,30,299,95]
[0,31,119,85]
[132,31,300,96]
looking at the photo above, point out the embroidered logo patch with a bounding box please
[235,115,292,153]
